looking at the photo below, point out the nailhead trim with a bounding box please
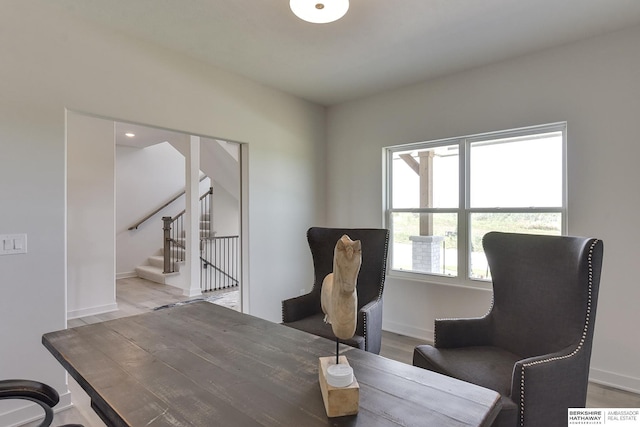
[378,231,390,300]
[519,239,598,427]
[363,310,368,351]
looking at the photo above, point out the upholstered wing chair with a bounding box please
[413,232,603,427]
[0,379,84,427]
[282,227,389,354]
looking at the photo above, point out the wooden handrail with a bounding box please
[128,176,208,230]
[170,187,214,222]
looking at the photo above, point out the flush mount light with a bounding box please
[290,0,349,24]
[125,133,135,138]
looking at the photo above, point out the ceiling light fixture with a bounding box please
[290,0,349,24]
[125,133,135,138]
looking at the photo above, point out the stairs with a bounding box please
[135,216,212,285]
[135,252,181,284]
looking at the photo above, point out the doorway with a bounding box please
[66,111,245,319]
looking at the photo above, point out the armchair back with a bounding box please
[483,232,604,359]
[307,227,389,309]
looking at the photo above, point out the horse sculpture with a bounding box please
[321,234,362,340]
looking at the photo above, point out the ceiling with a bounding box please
[51,0,640,106]
[115,122,189,148]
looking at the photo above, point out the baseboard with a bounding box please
[590,367,640,395]
[382,320,433,343]
[0,390,72,427]
[116,271,137,279]
[67,302,118,320]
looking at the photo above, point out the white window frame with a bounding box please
[383,122,567,289]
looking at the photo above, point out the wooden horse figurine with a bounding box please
[321,235,362,341]
[319,235,362,412]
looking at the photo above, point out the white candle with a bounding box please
[326,363,354,388]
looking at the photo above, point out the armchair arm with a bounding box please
[357,298,383,354]
[0,379,59,427]
[281,290,322,323]
[511,345,591,427]
[434,316,492,348]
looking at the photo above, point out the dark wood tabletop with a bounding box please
[43,302,501,427]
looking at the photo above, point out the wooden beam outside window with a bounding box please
[399,151,435,236]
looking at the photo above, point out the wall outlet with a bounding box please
[0,234,27,255]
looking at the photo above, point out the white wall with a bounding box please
[201,137,241,204]
[0,2,325,425]
[202,139,241,237]
[0,77,71,427]
[67,113,118,319]
[327,25,640,392]
[212,184,241,237]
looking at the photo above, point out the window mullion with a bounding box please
[459,138,469,281]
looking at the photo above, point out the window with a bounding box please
[384,123,566,285]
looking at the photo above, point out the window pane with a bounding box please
[469,132,563,208]
[390,211,458,276]
[391,145,459,209]
[468,212,562,280]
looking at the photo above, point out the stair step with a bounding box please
[148,255,165,268]
[138,213,217,285]
[135,265,179,285]
[148,255,184,269]
[162,246,186,257]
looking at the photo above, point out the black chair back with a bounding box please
[307,227,389,309]
[483,232,604,359]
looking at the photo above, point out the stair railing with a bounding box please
[161,186,240,292]
[128,176,208,231]
[200,235,240,291]
[162,187,213,274]
[161,214,184,273]
[198,183,240,291]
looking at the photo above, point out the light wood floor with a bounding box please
[22,277,640,426]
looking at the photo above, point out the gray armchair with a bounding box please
[282,227,389,354]
[413,232,603,427]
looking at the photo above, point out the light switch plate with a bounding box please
[0,234,27,255]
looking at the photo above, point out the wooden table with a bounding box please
[43,302,501,426]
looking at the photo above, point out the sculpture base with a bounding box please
[318,356,359,418]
